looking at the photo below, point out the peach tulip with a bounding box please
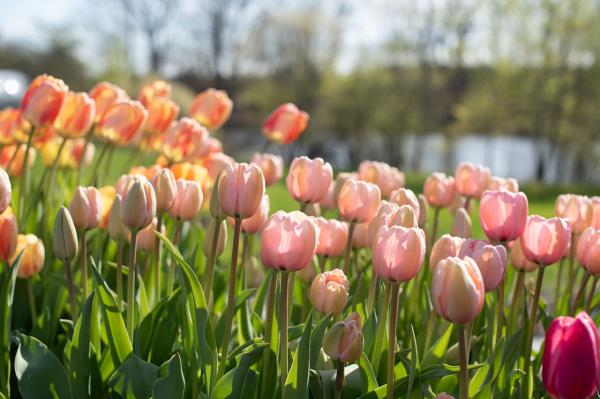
[480,190,529,242]
[430,234,465,271]
[0,208,17,262]
[108,194,130,242]
[286,156,333,204]
[262,103,309,144]
[169,179,203,221]
[314,217,349,258]
[89,81,128,122]
[391,205,418,228]
[95,100,148,146]
[20,74,68,127]
[260,211,318,271]
[372,225,426,283]
[333,172,358,205]
[352,223,369,249]
[54,92,95,138]
[241,195,270,234]
[358,161,402,198]
[319,181,336,210]
[510,240,538,272]
[121,177,156,231]
[0,108,31,144]
[151,168,178,214]
[162,117,210,162]
[590,197,600,229]
[459,239,507,292]
[338,179,381,223]
[218,163,265,219]
[69,186,103,231]
[201,152,234,181]
[555,194,593,235]
[576,227,600,275]
[366,202,401,246]
[10,234,45,279]
[137,218,165,252]
[98,186,115,229]
[206,137,222,153]
[454,162,491,198]
[520,215,572,266]
[138,80,171,107]
[310,268,349,315]
[423,172,455,208]
[322,312,364,363]
[189,88,233,130]
[488,176,519,193]
[251,153,284,186]
[0,169,10,214]
[451,208,472,238]
[144,98,179,136]
[389,188,420,221]
[203,219,228,257]
[0,145,36,177]
[432,256,485,324]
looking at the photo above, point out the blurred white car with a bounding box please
[0,70,28,108]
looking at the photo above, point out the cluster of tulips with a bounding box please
[0,74,599,399]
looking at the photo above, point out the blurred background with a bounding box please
[2,0,600,184]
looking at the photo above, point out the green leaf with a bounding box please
[310,313,332,369]
[229,343,267,399]
[152,353,185,399]
[90,261,132,366]
[13,333,72,399]
[406,325,420,397]
[69,291,96,399]
[359,353,379,392]
[283,311,313,398]
[469,364,490,397]
[422,323,453,367]
[108,355,158,399]
[0,253,20,397]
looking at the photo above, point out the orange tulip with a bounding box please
[0,108,31,144]
[262,103,309,144]
[20,74,68,127]
[10,234,45,278]
[162,117,210,162]
[95,100,147,146]
[189,88,233,130]
[0,145,36,177]
[54,92,95,138]
[99,186,116,229]
[0,208,18,262]
[0,169,10,215]
[138,80,171,107]
[89,82,128,122]
[144,97,179,136]
[200,152,234,181]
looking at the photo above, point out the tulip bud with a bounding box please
[423,172,455,208]
[11,234,45,278]
[218,162,265,219]
[372,225,426,283]
[89,82,127,122]
[480,190,528,242]
[169,179,203,221]
[576,227,600,275]
[108,194,130,242]
[509,239,538,272]
[417,194,429,229]
[241,195,270,234]
[310,269,349,315]
[389,188,420,221]
[488,176,519,193]
[137,218,165,252]
[391,205,418,228]
[245,256,265,289]
[189,88,233,130]
[151,169,178,215]
[69,186,103,231]
[121,178,156,231]
[286,157,333,205]
[322,312,364,363]
[454,162,491,199]
[262,103,309,144]
[251,153,284,187]
[459,239,507,292]
[314,218,348,258]
[520,215,572,266]
[451,208,472,238]
[338,179,381,223]
[54,91,95,138]
[20,74,68,127]
[203,219,228,257]
[0,208,18,262]
[352,222,369,249]
[209,172,225,220]
[555,194,593,235]
[0,168,11,214]
[95,100,147,147]
[52,206,78,263]
[162,117,210,163]
[429,234,465,271]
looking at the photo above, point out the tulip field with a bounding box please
[1,76,600,399]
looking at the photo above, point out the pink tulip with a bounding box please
[542,312,600,399]
[556,194,593,235]
[121,177,156,231]
[319,181,336,210]
[352,222,369,249]
[314,217,349,258]
[218,162,265,219]
[451,208,472,238]
[590,197,600,229]
[338,179,381,223]
[358,161,403,198]
[430,234,465,271]
[520,215,572,266]
[169,179,203,221]
[509,240,538,272]
[69,186,103,231]
[391,205,419,228]
[322,312,364,363]
[366,202,401,247]
[480,190,529,242]
[454,162,491,198]
[488,176,519,193]
[262,103,309,144]
[251,153,284,186]
[261,211,318,271]
[189,88,233,130]
[372,225,426,283]
[241,195,270,234]
[576,227,600,275]
[389,188,420,220]
[286,157,333,204]
[333,172,358,205]
[310,268,349,314]
[432,256,485,324]
[459,239,507,292]
[417,194,429,228]
[423,172,455,208]
[137,217,165,252]
[151,168,178,214]
[0,169,11,214]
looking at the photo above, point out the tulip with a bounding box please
[358,161,402,198]
[314,217,348,259]
[510,239,537,273]
[218,162,265,219]
[0,208,17,262]
[417,194,429,229]
[95,100,148,147]
[365,202,399,247]
[151,168,178,214]
[389,188,420,221]
[69,186,103,231]
[310,269,349,315]
[577,227,600,275]
[286,157,333,205]
[137,218,164,252]
[108,194,130,243]
[424,172,455,208]
[89,82,128,122]
[319,181,336,210]
[203,219,228,259]
[70,138,94,168]
[189,88,233,130]
[169,179,203,221]
[138,80,171,107]
[262,103,309,144]
[20,74,68,127]
[480,190,528,242]
[0,145,35,177]
[52,207,78,322]
[542,312,600,399]
[333,172,358,205]
[0,108,31,144]
[488,176,519,192]
[430,234,465,271]
[241,195,270,234]
[0,169,10,214]
[338,179,381,224]
[352,223,369,249]
[121,177,156,231]
[454,162,491,199]
[372,225,426,283]
[555,194,592,235]
[54,92,95,138]
[144,97,179,136]
[206,137,222,153]
[251,153,284,186]
[459,239,507,292]
[391,205,419,228]
[590,197,600,229]
[449,192,469,215]
[9,234,44,279]
[201,152,234,181]
[323,312,364,363]
[451,208,472,238]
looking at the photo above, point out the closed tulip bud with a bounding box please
[95,100,148,147]
[54,92,95,138]
[0,168,11,214]
[319,181,336,210]
[108,194,130,242]
[310,269,349,315]
[189,88,233,130]
[151,168,177,214]
[417,194,429,228]
[459,239,507,292]
[121,178,156,231]
[430,234,465,271]
[0,108,31,144]
[69,186,103,231]
[262,103,309,144]
[138,80,171,107]
[591,197,600,229]
[209,173,225,220]
[454,162,491,199]
[390,188,420,220]
[556,194,593,235]
[52,207,78,263]
[488,176,519,193]
[509,239,538,272]
[203,219,228,257]
[286,157,333,204]
[137,218,165,252]
[251,153,284,186]
[322,312,364,363]
[89,82,128,122]
[0,208,18,262]
[366,202,401,246]
[241,195,270,234]
[261,211,318,271]
[480,190,528,242]
[372,225,426,283]
[314,217,348,258]
[520,215,572,266]
[451,208,472,238]
[338,179,381,223]
[144,98,179,136]
[202,152,234,181]
[391,205,419,228]
[20,74,68,127]
[352,222,369,249]
[218,162,265,219]
[432,257,485,324]
[11,234,45,278]
[358,161,401,198]
[169,179,203,221]
[115,174,137,198]
[333,172,358,206]
[576,227,600,275]
[542,312,600,399]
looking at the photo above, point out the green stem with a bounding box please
[554,258,564,308]
[522,265,545,399]
[127,230,139,340]
[18,125,35,224]
[103,145,116,184]
[429,207,441,249]
[585,275,599,311]
[423,307,437,357]
[279,270,289,389]
[386,283,400,399]
[509,270,525,332]
[116,241,124,311]
[567,235,576,301]
[77,133,92,185]
[572,271,591,314]
[342,222,356,275]
[367,273,378,315]
[335,360,345,399]
[26,279,37,327]
[64,260,77,325]
[167,220,182,295]
[265,271,277,341]
[88,141,110,186]
[80,231,88,301]
[495,278,505,345]
[154,214,163,304]
[372,281,391,375]
[458,324,469,399]
[203,218,221,310]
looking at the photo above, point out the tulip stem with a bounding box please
[386,283,400,399]
[566,235,576,302]
[457,324,469,399]
[89,142,110,186]
[18,126,35,224]
[495,278,505,345]
[522,265,545,398]
[429,207,441,249]
[367,273,378,315]
[509,270,525,332]
[64,259,77,325]
[554,258,564,309]
[372,281,391,376]
[335,360,345,399]
[342,222,356,276]
[26,280,37,328]
[279,270,289,389]
[167,220,182,295]
[127,229,139,341]
[80,231,88,301]
[116,241,124,311]
[265,271,277,341]
[571,270,591,314]
[463,197,471,212]
[585,275,599,311]
[217,218,242,380]
[423,307,437,356]
[153,214,163,305]
[203,218,221,310]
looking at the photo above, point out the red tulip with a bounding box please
[218,162,265,219]
[286,156,333,204]
[372,225,426,283]
[95,100,148,146]
[480,190,528,242]
[54,92,95,138]
[251,153,284,187]
[576,227,600,275]
[338,179,381,223]
[424,172,455,208]
[189,88,233,130]
[89,82,127,122]
[454,162,491,198]
[556,194,593,235]
[20,74,68,127]
[459,239,507,292]
[520,215,572,266]
[262,103,309,144]
[314,217,348,258]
